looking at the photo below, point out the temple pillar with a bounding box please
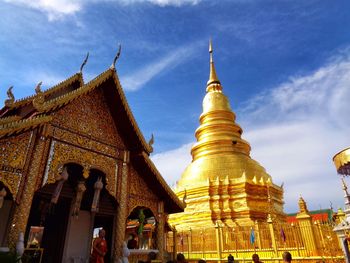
[156,201,165,261]
[8,136,46,248]
[172,227,177,261]
[296,197,318,256]
[113,151,129,262]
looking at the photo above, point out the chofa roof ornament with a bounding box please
[80,52,89,73]
[5,86,15,107]
[110,44,121,70]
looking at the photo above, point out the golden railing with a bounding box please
[166,220,344,262]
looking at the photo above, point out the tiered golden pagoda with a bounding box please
[169,41,285,229]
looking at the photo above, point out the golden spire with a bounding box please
[207,39,221,91]
[188,40,251,162]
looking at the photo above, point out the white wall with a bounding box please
[63,211,92,263]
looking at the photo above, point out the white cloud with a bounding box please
[151,143,192,188]
[3,0,82,21]
[121,41,201,91]
[152,48,350,212]
[2,0,201,21]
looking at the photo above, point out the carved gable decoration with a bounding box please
[44,140,118,198]
[52,88,125,148]
[0,131,32,195]
[128,165,159,217]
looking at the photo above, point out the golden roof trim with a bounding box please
[111,72,152,154]
[333,147,350,175]
[0,114,52,138]
[9,73,83,109]
[140,151,186,211]
[0,115,22,125]
[29,68,151,153]
[34,70,111,112]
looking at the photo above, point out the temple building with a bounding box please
[0,53,184,263]
[169,41,285,230]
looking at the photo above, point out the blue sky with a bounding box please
[1,0,350,212]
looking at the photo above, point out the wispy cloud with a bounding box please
[121,41,201,91]
[152,47,350,212]
[2,0,201,21]
[152,143,192,187]
[3,0,81,21]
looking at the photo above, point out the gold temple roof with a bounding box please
[0,68,152,154]
[176,41,273,190]
[333,147,350,175]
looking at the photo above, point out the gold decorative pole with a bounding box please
[188,228,192,258]
[296,197,318,256]
[215,221,223,260]
[291,223,300,257]
[8,136,46,247]
[255,221,262,249]
[267,214,278,257]
[113,151,129,262]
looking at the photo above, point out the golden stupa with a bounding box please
[169,41,285,229]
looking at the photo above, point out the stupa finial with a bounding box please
[207,38,221,90]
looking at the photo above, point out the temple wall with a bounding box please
[0,131,33,198]
[127,164,160,218]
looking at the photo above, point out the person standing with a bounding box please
[91,229,108,263]
[122,241,130,263]
[282,252,292,263]
[252,253,263,263]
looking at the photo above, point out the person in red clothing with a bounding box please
[91,229,108,263]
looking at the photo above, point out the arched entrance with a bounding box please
[25,163,117,263]
[126,206,157,250]
[0,182,14,247]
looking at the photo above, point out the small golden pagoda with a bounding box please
[169,41,285,229]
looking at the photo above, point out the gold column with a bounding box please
[255,221,262,249]
[8,137,46,247]
[156,201,165,261]
[113,151,129,262]
[188,228,192,257]
[267,215,278,256]
[296,197,318,256]
[215,221,223,260]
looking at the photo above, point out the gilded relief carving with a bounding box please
[52,127,119,158]
[8,138,45,247]
[0,132,32,196]
[127,165,158,217]
[52,88,125,148]
[45,141,117,197]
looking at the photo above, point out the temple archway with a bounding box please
[0,182,14,247]
[25,163,117,263]
[126,206,157,251]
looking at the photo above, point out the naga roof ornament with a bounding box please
[148,133,154,153]
[5,86,15,107]
[80,52,89,73]
[35,81,43,94]
[110,44,121,70]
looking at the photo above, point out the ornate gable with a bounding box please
[52,87,125,149]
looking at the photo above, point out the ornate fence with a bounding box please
[166,220,344,262]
